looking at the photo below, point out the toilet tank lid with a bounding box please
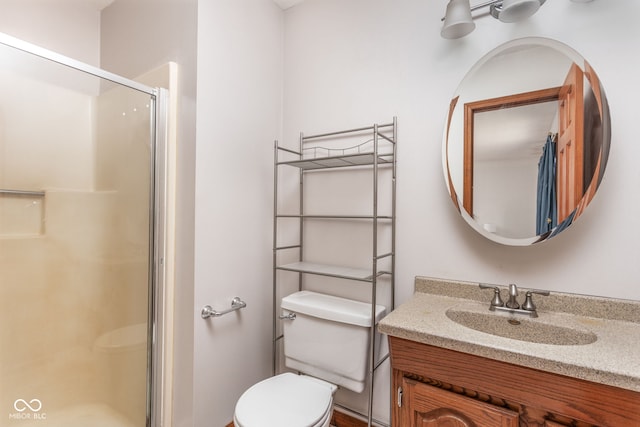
[281,291,386,327]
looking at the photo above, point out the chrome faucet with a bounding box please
[505,283,520,309]
[479,283,550,318]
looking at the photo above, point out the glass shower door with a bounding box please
[0,36,158,427]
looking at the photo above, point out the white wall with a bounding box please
[0,0,101,65]
[193,0,283,425]
[282,2,640,422]
[283,0,640,304]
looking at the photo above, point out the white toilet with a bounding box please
[233,291,386,427]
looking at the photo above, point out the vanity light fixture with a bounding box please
[441,0,546,39]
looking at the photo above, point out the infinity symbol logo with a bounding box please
[13,399,42,412]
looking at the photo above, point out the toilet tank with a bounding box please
[280,291,386,393]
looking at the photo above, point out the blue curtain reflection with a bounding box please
[536,134,557,235]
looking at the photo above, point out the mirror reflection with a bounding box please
[443,37,611,246]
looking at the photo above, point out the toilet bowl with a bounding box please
[233,291,385,427]
[233,373,336,427]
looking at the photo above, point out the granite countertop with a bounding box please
[378,277,640,392]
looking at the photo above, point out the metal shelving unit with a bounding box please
[272,118,397,427]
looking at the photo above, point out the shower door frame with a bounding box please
[0,32,169,427]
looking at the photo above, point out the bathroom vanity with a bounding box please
[379,277,640,426]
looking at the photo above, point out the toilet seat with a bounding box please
[234,373,335,427]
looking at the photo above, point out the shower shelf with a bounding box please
[276,261,391,282]
[278,152,394,171]
[273,118,397,427]
[0,189,45,197]
[276,123,395,171]
[276,214,393,220]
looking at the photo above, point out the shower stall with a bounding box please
[0,34,167,427]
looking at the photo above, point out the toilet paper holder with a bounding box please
[201,297,247,319]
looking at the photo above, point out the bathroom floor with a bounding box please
[10,403,135,427]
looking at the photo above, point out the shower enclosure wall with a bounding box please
[0,34,167,427]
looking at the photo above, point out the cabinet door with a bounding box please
[401,377,519,427]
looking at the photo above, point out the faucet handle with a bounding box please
[521,292,537,311]
[521,289,550,312]
[479,284,504,307]
[527,288,550,296]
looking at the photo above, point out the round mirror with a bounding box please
[442,37,611,246]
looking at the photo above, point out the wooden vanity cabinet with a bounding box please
[389,336,640,427]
